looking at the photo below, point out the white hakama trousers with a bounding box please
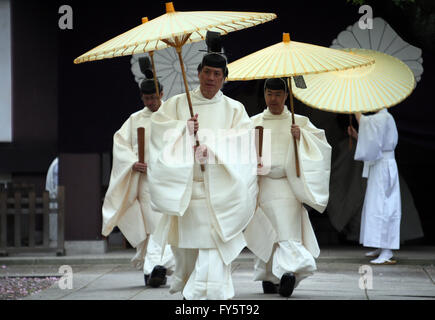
[254,240,316,288]
[169,246,234,300]
[359,156,401,250]
[143,234,175,275]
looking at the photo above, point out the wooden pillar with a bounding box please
[59,154,102,241]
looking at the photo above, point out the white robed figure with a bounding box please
[245,78,331,297]
[348,108,401,265]
[45,157,59,243]
[102,71,175,286]
[148,47,258,300]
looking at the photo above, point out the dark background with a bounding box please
[1,0,434,243]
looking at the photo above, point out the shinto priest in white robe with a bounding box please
[355,108,401,250]
[148,87,258,300]
[245,106,331,287]
[102,106,175,273]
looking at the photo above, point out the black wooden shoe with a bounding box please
[148,265,167,288]
[262,281,279,294]
[278,272,296,297]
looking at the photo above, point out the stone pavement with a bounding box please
[0,245,434,301]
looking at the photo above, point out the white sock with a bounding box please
[370,249,393,264]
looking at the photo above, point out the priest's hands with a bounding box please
[194,144,208,165]
[187,114,199,135]
[133,162,147,174]
[347,126,358,140]
[291,124,300,140]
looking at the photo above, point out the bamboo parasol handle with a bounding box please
[137,127,145,164]
[287,77,301,177]
[176,47,205,172]
[255,126,264,167]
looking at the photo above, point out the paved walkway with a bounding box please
[0,245,434,301]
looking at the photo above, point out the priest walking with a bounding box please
[246,78,331,297]
[102,58,175,287]
[148,32,258,300]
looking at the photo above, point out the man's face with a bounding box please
[141,91,163,112]
[198,66,225,99]
[264,88,288,115]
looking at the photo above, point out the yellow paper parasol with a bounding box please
[74,4,276,64]
[226,33,375,176]
[292,48,415,148]
[74,5,275,110]
[292,49,415,113]
[74,2,276,170]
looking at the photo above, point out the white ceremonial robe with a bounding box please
[102,107,174,271]
[245,106,331,286]
[45,157,58,242]
[355,108,401,250]
[148,87,258,300]
[45,157,58,198]
[143,234,175,275]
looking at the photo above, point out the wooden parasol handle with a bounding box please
[255,126,264,167]
[175,46,205,172]
[287,77,301,178]
[137,127,145,164]
[175,49,194,118]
